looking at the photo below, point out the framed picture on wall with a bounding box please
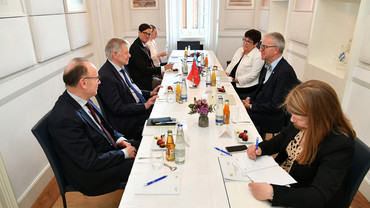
[131,0,158,9]
[261,0,270,10]
[0,0,24,17]
[294,0,315,12]
[226,0,254,9]
[64,0,87,13]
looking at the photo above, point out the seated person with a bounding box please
[242,32,298,137]
[225,29,264,100]
[49,57,139,196]
[98,38,160,140]
[127,23,173,90]
[247,80,356,208]
[147,24,167,67]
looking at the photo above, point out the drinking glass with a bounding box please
[231,106,239,123]
[166,91,175,104]
[150,151,164,170]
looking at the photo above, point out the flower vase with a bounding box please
[198,113,209,127]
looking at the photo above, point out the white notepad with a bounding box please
[136,174,181,195]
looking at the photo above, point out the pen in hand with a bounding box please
[255,137,259,162]
[144,175,168,186]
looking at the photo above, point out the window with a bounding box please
[181,0,207,38]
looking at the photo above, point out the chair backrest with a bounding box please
[177,41,201,50]
[347,138,370,206]
[31,111,74,195]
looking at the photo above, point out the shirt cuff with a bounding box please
[160,66,165,73]
[116,137,127,145]
[121,149,129,159]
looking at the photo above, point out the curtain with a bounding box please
[165,0,219,54]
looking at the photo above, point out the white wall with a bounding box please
[0,0,93,207]
[1,0,369,207]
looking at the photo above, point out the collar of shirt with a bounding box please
[109,60,141,103]
[269,55,283,72]
[67,90,88,107]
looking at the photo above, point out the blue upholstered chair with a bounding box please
[31,111,126,208]
[346,138,370,206]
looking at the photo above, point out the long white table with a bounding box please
[119,50,272,208]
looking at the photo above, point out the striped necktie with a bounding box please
[120,68,147,103]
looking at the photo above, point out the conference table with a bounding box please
[119,50,272,208]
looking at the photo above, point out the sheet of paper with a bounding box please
[136,174,180,195]
[142,125,176,136]
[218,157,251,181]
[232,155,278,173]
[225,182,273,208]
[246,166,297,186]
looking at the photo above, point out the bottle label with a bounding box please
[206,82,211,86]
[216,119,223,124]
[169,149,175,160]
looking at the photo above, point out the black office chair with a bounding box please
[177,41,202,50]
[346,138,370,206]
[31,111,126,208]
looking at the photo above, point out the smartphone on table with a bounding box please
[225,145,247,153]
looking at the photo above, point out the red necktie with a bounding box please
[86,102,118,149]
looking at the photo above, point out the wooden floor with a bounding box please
[52,190,124,208]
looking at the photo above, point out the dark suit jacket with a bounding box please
[259,124,355,208]
[48,91,138,196]
[97,60,151,139]
[248,58,298,132]
[127,37,162,90]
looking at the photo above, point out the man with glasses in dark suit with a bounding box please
[127,23,173,90]
[242,32,298,139]
[49,57,139,196]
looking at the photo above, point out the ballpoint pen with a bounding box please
[144,175,168,186]
[214,147,232,156]
[255,137,259,162]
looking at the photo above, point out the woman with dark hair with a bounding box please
[225,29,264,99]
[247,80,356,208]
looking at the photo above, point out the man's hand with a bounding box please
[164,63,173,70]
[125,146,137,159]
[117,140,132,148]
[242,97,252,110]
[145,95,158,109]
[157,51,167,57]
[234,77,239,83]
[150,85,163,96]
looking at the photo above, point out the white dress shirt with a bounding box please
[147,39,161,67]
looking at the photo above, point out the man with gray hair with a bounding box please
[49,57,138,196]
[243,32,298,138]
[97,38,161,140]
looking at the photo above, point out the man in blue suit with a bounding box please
[97,38,161,140]
[243,32,298,138]
[49,57,138,196]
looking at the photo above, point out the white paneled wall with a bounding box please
[0,18,37,78]
[0,0,93,207]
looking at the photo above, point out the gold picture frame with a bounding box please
[131,0,158,10]
[226,0,254,10]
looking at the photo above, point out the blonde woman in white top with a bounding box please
[225,29,264,99]
[147,24,167,67]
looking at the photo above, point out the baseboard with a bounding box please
[18,165,54,208]
[359,176,370,202]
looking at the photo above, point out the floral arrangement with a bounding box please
[188,98,214,115]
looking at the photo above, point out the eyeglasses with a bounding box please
[83,76,100,82]
[142,31,152,36]
[242,38,253,44]
[260,45,277,51]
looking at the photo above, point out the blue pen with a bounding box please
[144,175,168,186]
[255,137,259,162]
[214,147,232,156]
